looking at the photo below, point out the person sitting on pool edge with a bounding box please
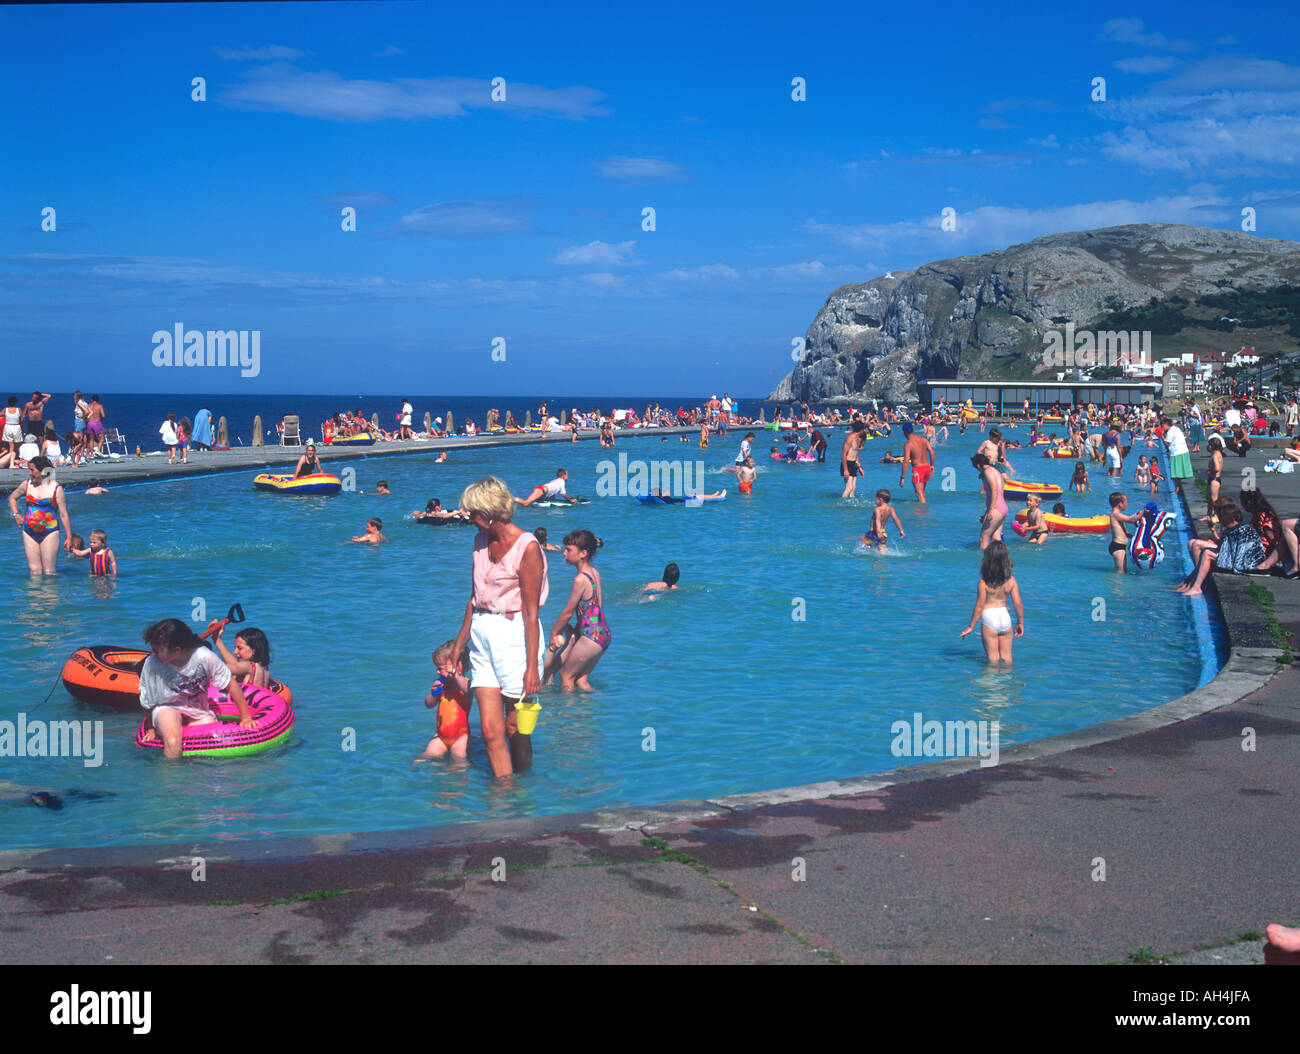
[643,563,680,592]
[516,469,578,506]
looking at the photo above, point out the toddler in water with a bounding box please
[1147,457,1163,494]
[860,489,905,552]
[69,528,116,575]
[1070,461,1090,493]
[208,622,272,689]
[138,618,254,758]
[959,541,1025,663]
[350,518,385,543]
[1134,455,1150,488]
[416,640,472,760]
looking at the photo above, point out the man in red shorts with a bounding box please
[899,422,935,503]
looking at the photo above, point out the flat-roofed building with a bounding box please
[919,378,1163,414]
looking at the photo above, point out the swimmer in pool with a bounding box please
[959,540,1024,663]
[860,489,904,552]
[643,562,680,592]
[350,517,386,543]
[533,526,562,552]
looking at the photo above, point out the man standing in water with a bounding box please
[898,423,935,503]
[840,420,866,499]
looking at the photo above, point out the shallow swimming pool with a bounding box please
[0,428,1224,849]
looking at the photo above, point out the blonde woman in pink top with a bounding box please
[451,477,549,777]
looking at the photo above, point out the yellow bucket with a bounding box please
[514,698,542,735]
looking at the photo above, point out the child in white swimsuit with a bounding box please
[959,541,1025,664]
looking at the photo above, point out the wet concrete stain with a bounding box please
[496,925,564,942]
[671,923,740,936]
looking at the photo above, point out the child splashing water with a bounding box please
[960,541,1025,663]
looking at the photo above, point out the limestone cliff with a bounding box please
[769,223,1300,404]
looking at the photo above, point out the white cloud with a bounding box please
[594,157,688,184]
[553,240,637,266]
[660,264,739,281]
[317,191,398,210]
[807,195,1236,263]
[374,45,405,57]
[391,200,537,237]
[1156,55,1300,93]
[212,45,306,61]
[1099,115,1300,176]
[221,65,608,121]
[1114,55,1178,74]
[580,273,622,288]
[1099,18,1196,53]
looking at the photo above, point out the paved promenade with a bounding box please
[3,430,1298,965]
[10,426,706,489]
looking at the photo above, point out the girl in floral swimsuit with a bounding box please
[545,528,611,690]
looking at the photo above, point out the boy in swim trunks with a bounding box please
[898,422,935,503]
[737,456,757,494]
[1020,494,1047,544]
[841,420,866,499]
[860,489,905,552]
[415,640,472,760]
[1107,492,1141,572]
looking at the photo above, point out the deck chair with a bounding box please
[280,415,301,446]
[102,427,128,456]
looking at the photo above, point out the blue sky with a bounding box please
[3,1,1299,396]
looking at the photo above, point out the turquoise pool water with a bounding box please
[0,428,1224,850]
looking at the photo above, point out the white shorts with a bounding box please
[2,425,20,443]
[1105,446,1121,468]
[151,704,216,727]
[469,612,544,697]
[981,607,1013,634]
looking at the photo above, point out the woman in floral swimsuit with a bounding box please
[9,456,72,574]
[545,528,611,690]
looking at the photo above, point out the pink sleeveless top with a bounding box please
[472,530,549,614]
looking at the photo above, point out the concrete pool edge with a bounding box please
[0,642,1281,873]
